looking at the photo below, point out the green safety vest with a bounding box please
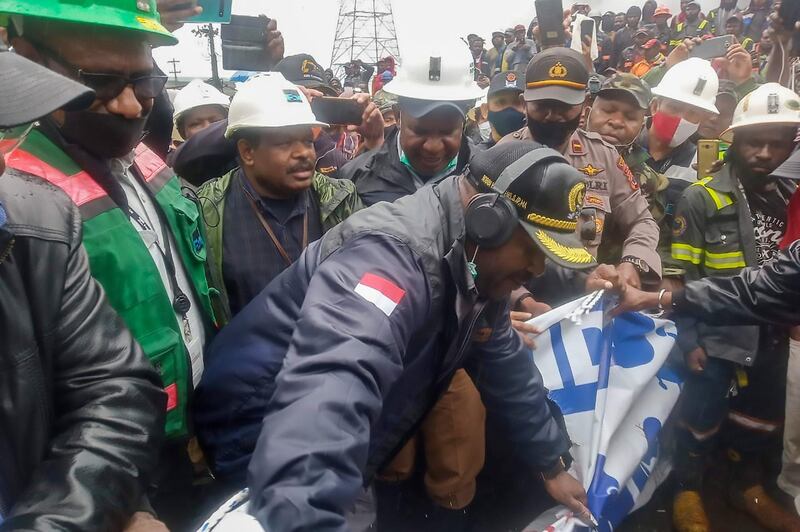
[6,129,215,439]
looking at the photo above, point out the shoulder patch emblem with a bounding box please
[586,195,605,207]
[617,156,638,191]
[673,215,687,237]
[579,164,604,177]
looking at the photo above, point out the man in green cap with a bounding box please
[584,73,671,266]
[1,1,216,528]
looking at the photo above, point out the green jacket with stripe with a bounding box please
[6,128,215,439]
[197,168,363,327]
[670,163,790,365]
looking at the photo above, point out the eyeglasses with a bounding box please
[0,122,37,159]
[34,42,167,102]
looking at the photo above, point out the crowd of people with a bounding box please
[2,0,800,531]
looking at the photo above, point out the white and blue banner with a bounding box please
[524,293,682,532]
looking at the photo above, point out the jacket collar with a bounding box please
[706,163,737,193]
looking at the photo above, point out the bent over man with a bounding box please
[195,141,609,531]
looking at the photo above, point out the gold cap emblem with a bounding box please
[549,62,568,79]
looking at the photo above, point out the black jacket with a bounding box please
[0,170,165,531]
[339,127,472,206]
[675,240,800,326]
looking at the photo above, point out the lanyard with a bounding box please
[127,205,192,318]
[239,178,309,267]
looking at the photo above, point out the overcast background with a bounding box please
[154,0,751,79]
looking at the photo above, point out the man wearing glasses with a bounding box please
[1,1,216,529]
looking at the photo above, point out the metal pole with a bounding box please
[351,0,358,62]
[207,23,222,90]
[372,0,379,66]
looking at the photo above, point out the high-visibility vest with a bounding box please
[4,128,215,439]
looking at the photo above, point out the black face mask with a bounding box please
[60,110,148,160]
[488,108,527,138]
[527,115,581,149]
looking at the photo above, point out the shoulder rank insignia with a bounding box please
[571,140,584,154]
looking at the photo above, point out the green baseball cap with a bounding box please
[597,73,652,110]
[0,0,177,46]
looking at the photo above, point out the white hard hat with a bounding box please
[383,39,485,103]
[173,79,230,125]
[720,83,800,142]
[651,58,720,115]
[225,73,328,139]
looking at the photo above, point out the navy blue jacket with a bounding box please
[194,176,568,531]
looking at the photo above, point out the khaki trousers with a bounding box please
[378,369,486,509]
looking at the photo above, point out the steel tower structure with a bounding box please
[330,0,401,78]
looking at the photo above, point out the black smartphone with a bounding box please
[688,35,734,60]
[311,97,364,126]
[580,18,595,42]
[535,0,566,49]
[221,15,273,72]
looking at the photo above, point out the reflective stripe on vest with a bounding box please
[672,242,703,264]
[5,146,114,220]
[704,249,747,269]
[691,177,735,210]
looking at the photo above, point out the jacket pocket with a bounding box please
[704,215,744,271]
[138,327,189,439]
[172,195,208,264]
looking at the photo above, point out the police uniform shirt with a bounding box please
[502,127,662,276]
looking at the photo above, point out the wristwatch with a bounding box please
[540,456,567,481]
[621,256,650,274]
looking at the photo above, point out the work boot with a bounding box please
[673,490,710,532]
[729,484,800,532]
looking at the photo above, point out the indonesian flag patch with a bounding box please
[354,273,406,317]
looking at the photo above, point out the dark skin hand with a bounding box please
[264,18,285,65]
[157,0,202,33]
[612,286,708,372]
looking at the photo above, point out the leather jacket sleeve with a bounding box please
[674,240,800,326]
[2,204,166,532]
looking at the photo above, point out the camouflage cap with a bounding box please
[597,73,652,110]
[373,89,398,113]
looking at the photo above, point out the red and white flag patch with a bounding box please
[354,273,405,317]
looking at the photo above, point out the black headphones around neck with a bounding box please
[464,147,566,248]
